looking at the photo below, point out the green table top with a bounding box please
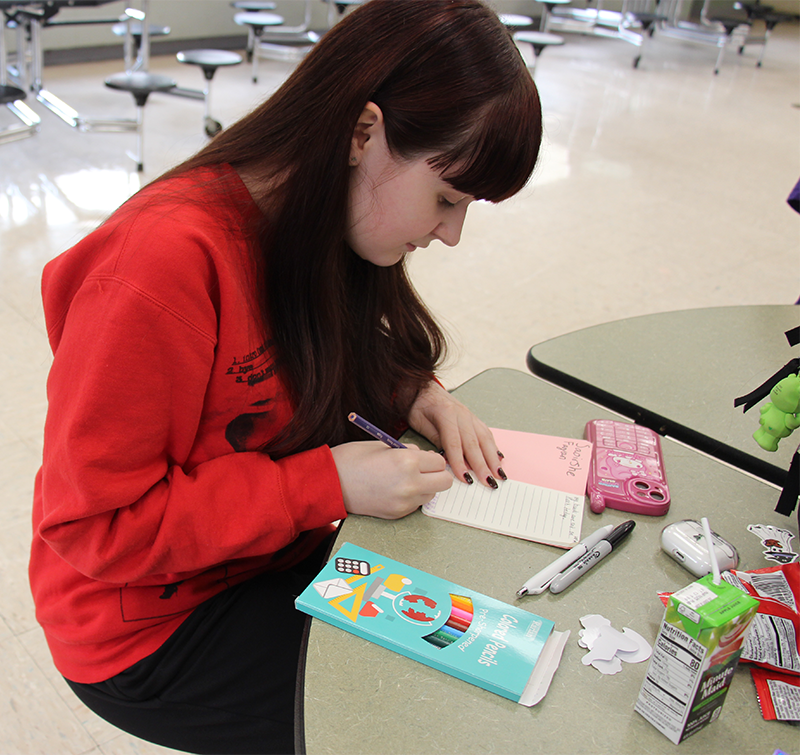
[301,368,797,755]
[528,305,799,486]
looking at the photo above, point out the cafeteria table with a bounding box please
[527,305,798,488]
[298,367,797,755]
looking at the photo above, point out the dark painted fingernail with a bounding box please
[497,450,505,460]
[497,467,507,481]
[487,476,498,489]
[463,472,474,485]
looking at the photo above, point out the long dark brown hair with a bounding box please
[163,0,542,457]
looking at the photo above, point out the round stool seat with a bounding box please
[0,83,27,106]
[112,21,171,39]
[761,11,793,30]
[177,49,243,78]
[176,50,242,137]
[711,17,749,35]
[537,0,572,31]
[514,30,565,53]
[105,71,177,106]
[104,73,177,170]
[738,2,777,19]
[499,13,533,27]
[632,13,667,25]
[230,1,276,9]
[631,12,667,37]
[234,11,284,30]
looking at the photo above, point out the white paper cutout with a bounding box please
[616,628,652,664]
[578,614,652,675]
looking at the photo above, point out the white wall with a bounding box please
[8,0,798,55]
[9,0,326,53]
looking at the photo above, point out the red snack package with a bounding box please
[723,563,800,677]
[750,666,800,721]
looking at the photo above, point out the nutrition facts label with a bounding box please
[768,679,800,721]
[743,614,800,673]
[635,621,705,740]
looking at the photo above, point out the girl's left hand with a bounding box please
[407,380,505,489]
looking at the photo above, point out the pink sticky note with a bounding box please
[491,428,593,497]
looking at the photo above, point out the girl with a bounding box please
[29,0,542,752]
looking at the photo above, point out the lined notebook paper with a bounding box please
[423,479,584,548]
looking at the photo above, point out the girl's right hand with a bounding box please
[330,441,453,520]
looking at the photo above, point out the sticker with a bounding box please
[748,524,798,565]
[673,581,717,610]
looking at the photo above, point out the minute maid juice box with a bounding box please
[635,575,759,744]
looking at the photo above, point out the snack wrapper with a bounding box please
[723,563,800,676]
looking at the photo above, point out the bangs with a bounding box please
[429,76,542,203]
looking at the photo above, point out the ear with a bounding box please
[350,102,384,164]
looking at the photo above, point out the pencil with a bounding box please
[450,605,473,625]
[450,594,474,614]
[348,412,407,449]
[437,623,465,641]
[423,630,453,648]
[446,614,470,633]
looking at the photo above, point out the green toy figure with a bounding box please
[753,374,800,452]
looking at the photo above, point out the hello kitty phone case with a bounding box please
[584,419,670,516]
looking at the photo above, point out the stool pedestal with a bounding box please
[536,0,571,32]
[323,0,364,28]
[0,23,40,145]
[513,31,564,76]
[709,19,751,75]
[234,11,285,83]
[104,72,176,171]
[628,13,667,69]
[0,85,40,144]
[111,20,171,73]
[176,49,243,137]
[231,1,278,60]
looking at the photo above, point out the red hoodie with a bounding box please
[30,165,346,683]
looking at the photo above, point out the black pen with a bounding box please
[548,520,635,594]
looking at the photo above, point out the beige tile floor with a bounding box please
[1,19,799,755]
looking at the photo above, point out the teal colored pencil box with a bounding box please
[295,542,569,706]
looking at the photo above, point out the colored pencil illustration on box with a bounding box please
[422,595,474,648]
[297,543,571,707]
[317,557,470,633]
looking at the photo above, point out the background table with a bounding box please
[300,368,797,755]
[527,305,798,487]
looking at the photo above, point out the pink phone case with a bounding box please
[584,419,670,516]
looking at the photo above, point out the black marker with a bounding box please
[549,520,635,594]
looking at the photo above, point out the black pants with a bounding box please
[66,543,330,755]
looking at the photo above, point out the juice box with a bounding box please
[635,575,759,744]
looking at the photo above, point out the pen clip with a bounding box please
[524,575,557,595]
[537,576,557,592]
